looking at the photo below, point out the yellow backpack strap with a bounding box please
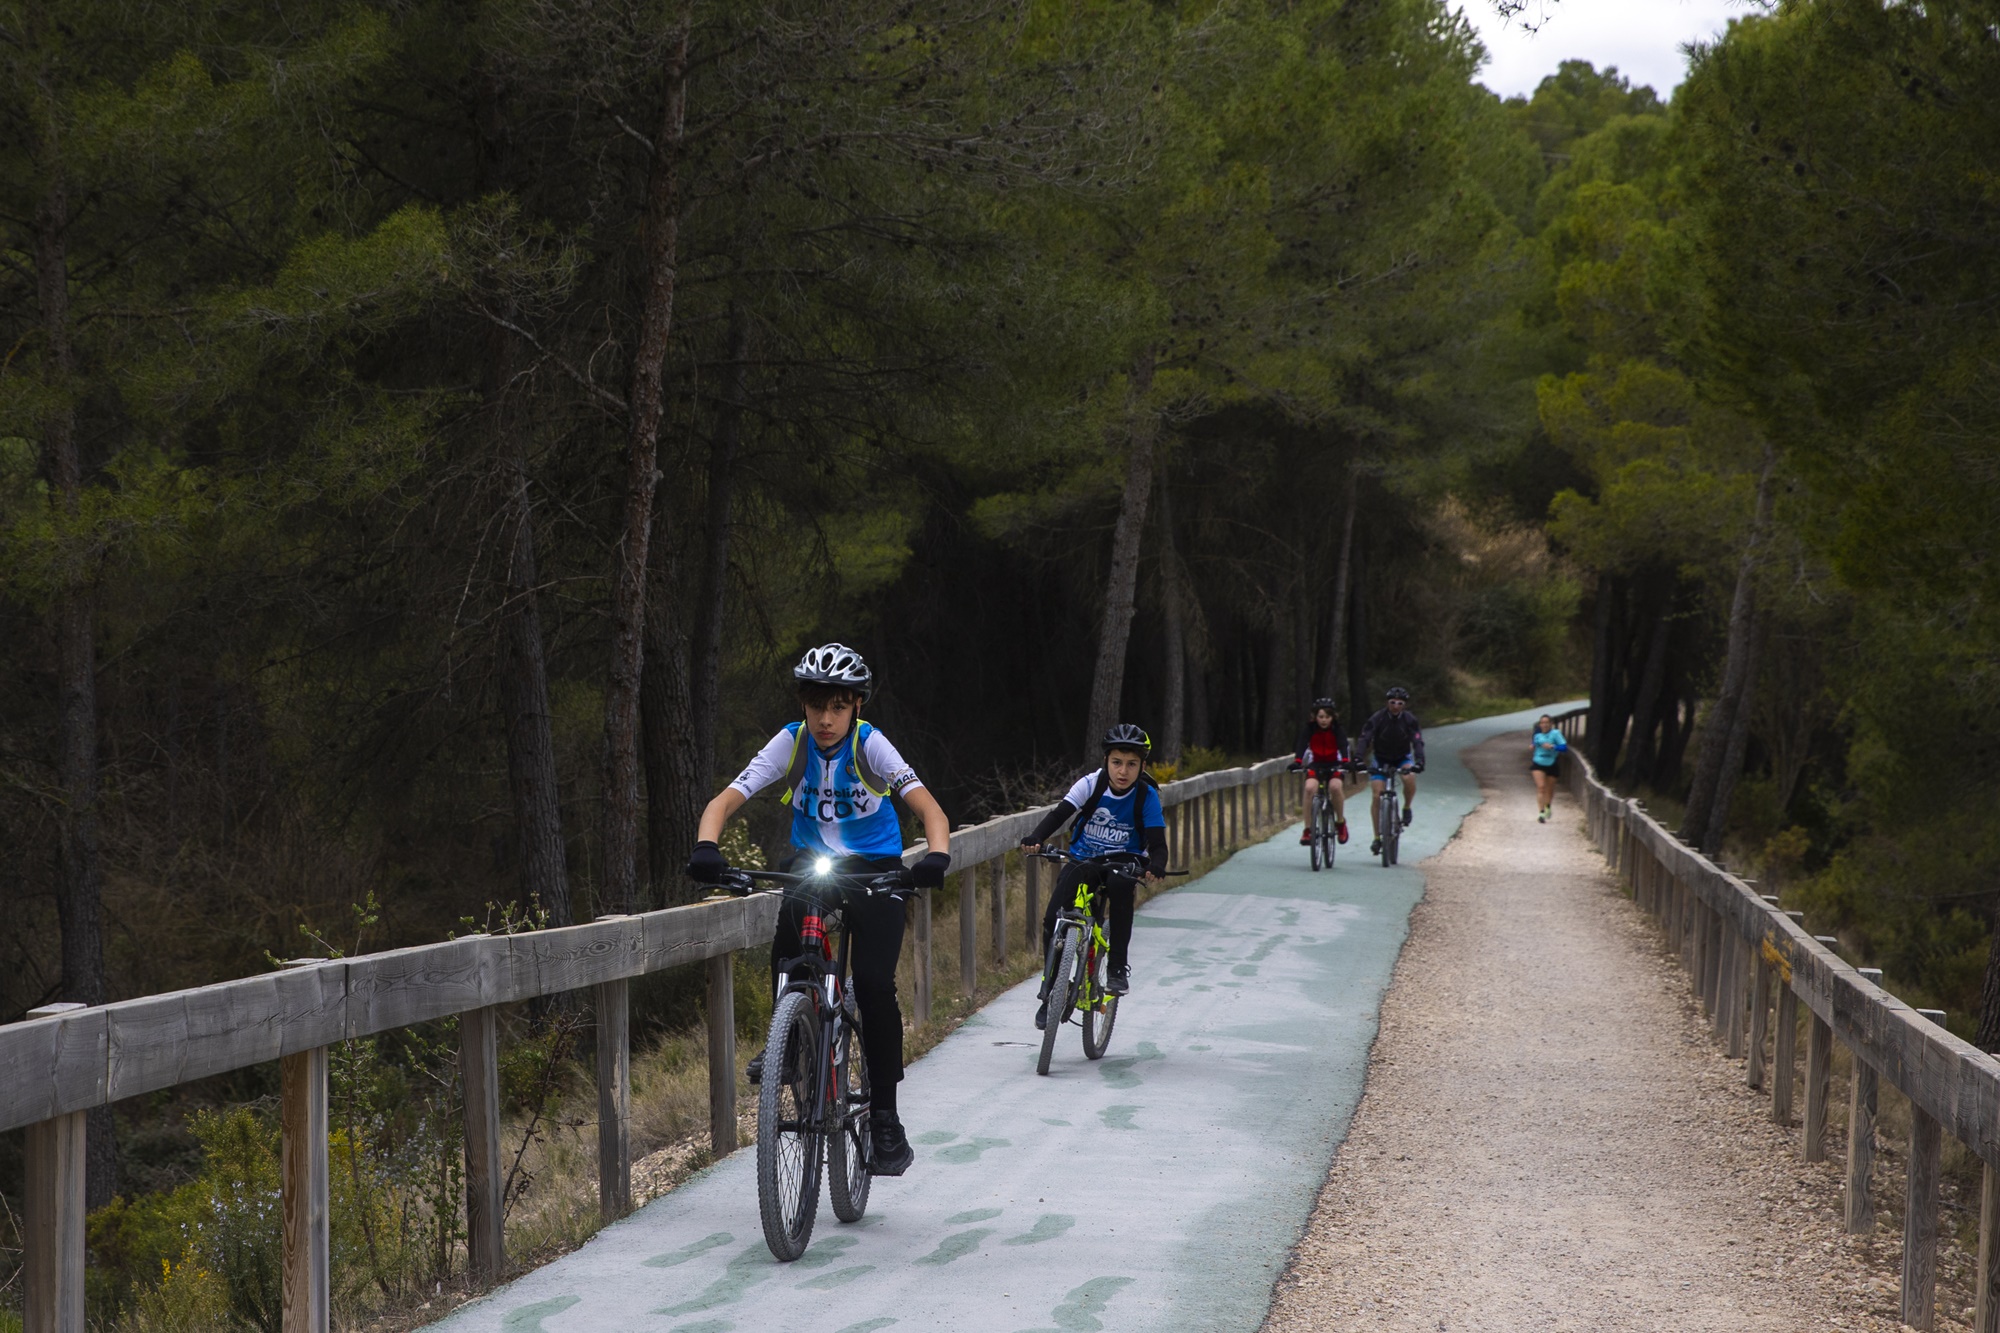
[851,720,890,798]
[777,722,808,806]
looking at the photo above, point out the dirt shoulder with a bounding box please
[1262,733,1915,1333]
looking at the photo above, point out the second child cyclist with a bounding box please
[685,643,951,1178]
[1357,687,1426,857]
[1019,724,1168,1030]
[1294,698,1351,845]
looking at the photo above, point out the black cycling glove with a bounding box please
[687,840,727,884]
[911,851,952,889]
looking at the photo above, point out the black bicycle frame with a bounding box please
[774,886,856,1133]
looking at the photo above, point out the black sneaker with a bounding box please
[870,1119,914,1176]
[1370,837,1383,855]
[1107,966,1130,996]
[1034,1000,1048,1031]
[1401,806,1414,827]
[746,1052,764,1085]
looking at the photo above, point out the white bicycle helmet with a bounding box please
[793,642,874,701]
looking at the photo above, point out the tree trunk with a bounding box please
[37,154,116,1208]
[1593,578,1649,779]
[1700,611,1764,858]
[1660,686,1698,785]
[1682,451,1776,850]
[1619,586,1673,786]
[1976,909,2000,1053]
[1188,645,1212,750]
[690,305,751,790]
[1318,467,1359,707]
[1346,536,1370,724]
[641,495,704,907]
[599,23,691,915]
[1587,574,1620,772]
[1156,478,1187,765]
[1082,349,1159,752]
[1292,577,1314,733]
[491,321,572,927]
[1261,605,1293,756]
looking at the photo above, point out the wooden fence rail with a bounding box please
[4,752,1296,1333]
[1553,708,2000,1333]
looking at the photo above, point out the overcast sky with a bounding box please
[1460,0,1756,101]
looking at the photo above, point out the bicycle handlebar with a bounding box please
[1028,849,1186,879]
[708,865,913,901]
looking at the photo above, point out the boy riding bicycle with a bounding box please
[1356,687,1425,857]
[1293,698,1351,845]
[686,643,952,1176]
[1019,724,1168,1029]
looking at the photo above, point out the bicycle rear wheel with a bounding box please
[1082,937,1118,1059]
[756,989,825,1260]
[826,1015,871,1222]
[1037,929,1078,1076]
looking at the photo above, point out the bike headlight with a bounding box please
[814,857,833,876]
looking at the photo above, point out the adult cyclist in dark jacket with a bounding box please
[1356,687,1425,856]
[1292,698,1350,845]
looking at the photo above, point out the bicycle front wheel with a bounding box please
[1382,798,1400,867]
[1037,929,1078,1076]
[826,1015,871,1223]
[756,989,825,1260]
[1309,803,1324,872]
[1082,938,1118,1060]
[1319,797,1336,871]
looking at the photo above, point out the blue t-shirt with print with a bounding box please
[1062,770,1165,858]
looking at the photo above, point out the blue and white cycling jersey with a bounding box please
[729,722,923,859]
[1062,770,1165,859]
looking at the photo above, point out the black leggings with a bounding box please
[769,857,909,1119]
[1040,862,1136,974]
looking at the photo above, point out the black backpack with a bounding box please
[1066,767,1160,849]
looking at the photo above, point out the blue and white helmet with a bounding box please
[793,642,874,702]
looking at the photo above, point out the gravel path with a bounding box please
[1263,734,1913,1333]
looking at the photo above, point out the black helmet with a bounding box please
[1102,723,1152,755]
[1311,697,1338,714]
[1385,686,1410,702]
[793,642,874,701]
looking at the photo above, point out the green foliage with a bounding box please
[1176,746,1230,778]
[86,1026,474,1330]
[87,1108,281,1331]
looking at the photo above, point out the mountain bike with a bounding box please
[1373,763,1418,867]
[714,862,910,1261]
[1029,850,1182,1074]
[1289,761,1344,872]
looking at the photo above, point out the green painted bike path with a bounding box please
[433,705,1576,1333]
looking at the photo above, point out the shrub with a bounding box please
[1177,746,1229,777]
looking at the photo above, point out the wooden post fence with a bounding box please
[278,959,329,1333]
[1549,703,2000,1333]
[959,868,978,996]
[22,1002,87,1333]
[461,1000,504,1282]
[597,976,632,1223]
[3,756,1304,1327]
[707,952,736,1156]
[990,857,1007,966]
